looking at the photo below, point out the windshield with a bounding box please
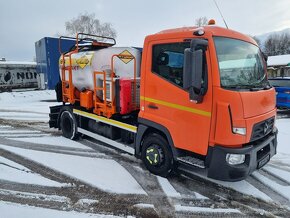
[214,37,270,90]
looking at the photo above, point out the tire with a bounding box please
[60,110,78,140]
[141,133,174,177]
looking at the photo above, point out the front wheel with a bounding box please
[60,109,78,140]
[141,133,174,177]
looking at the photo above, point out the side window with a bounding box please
[152,42,190,87]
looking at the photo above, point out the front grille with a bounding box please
[251,117,275,142]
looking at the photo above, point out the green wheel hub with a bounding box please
[145,145,164,166]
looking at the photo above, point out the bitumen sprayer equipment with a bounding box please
[49,20,278,181]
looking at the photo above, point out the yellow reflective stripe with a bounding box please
[73,109,137,132]
[140,96,211,117]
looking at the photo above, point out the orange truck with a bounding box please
[49,21,278,181]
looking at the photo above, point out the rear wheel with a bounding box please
[60,110,78,140]
[141,133,174,177]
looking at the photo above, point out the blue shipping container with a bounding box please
[35,37,75,90]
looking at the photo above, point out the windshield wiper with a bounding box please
[223,83,271,91]
[223,84,253,89]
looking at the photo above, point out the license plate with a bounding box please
[258,155,270,169]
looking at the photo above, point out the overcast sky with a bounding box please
[0,0,290,61]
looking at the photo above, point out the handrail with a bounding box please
[58,33,116,54]
[76,33,116,50]
[58,36,77,54]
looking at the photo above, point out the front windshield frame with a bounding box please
[214,36,270,90]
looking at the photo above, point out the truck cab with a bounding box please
[137,26,277,181]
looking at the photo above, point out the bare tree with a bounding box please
[65,12,117,38]
[195,17,208,27]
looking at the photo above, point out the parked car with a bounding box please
[268,77,290,109]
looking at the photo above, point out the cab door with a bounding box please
[140,38,213,156]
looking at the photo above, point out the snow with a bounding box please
[175,204,242,214]
[0,189,69,203]
[0,157,63,187]
[1,89,290,215]
[275,119,290,155]
[0,144,146,195]
[269,119,290,166]
[0,129,49,137]
[76,199,99,205]
[194,192,209,200]
[263,166,290,183]
[0,125,13,129]
[157,176,181,198]
[0,201,119,218]
[252,172,290,201]
[157,175,208,200]
[0,112,48,121]
[267,54,290,67]
[11,136,95,150]
[134,203,155,209]
[0,130,41,134]
[193,118,289,203]
[0,90,60,122]
[0,133,49,138]
[214,179,272,202]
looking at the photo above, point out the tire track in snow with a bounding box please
[1,120,290,216]
[119,162,176,218]
[0,147,159,217]
[172,170,289,217]
[246,175,290,207]
[0,137,107,158]
[0,147,81,185]
[259,168,290,186]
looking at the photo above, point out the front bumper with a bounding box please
[206,127,278,181]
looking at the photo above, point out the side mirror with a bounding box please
[262,52,268,62]
[183,39,208,103]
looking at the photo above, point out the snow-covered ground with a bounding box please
[0,90,289,217]
[0,201,118,218]
[0,90,59,122]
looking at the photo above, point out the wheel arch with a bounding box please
[135,118,178,160]
[57,105,74,130]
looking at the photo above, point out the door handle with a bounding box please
[147,104,159,109]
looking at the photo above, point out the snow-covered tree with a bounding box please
[264,33,290,56]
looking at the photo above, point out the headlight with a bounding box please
[226,154,245,165]
[233,127,246,135]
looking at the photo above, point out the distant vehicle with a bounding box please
[268,78,290,109]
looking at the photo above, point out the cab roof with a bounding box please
[153,25,257,45]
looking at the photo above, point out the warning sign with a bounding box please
[118,50,134,64]
[76,56,90,68]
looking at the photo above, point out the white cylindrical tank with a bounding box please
[59,47,141,92]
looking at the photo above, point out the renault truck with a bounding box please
[49,21,277,181]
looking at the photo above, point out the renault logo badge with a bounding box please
[263,122,270,134]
